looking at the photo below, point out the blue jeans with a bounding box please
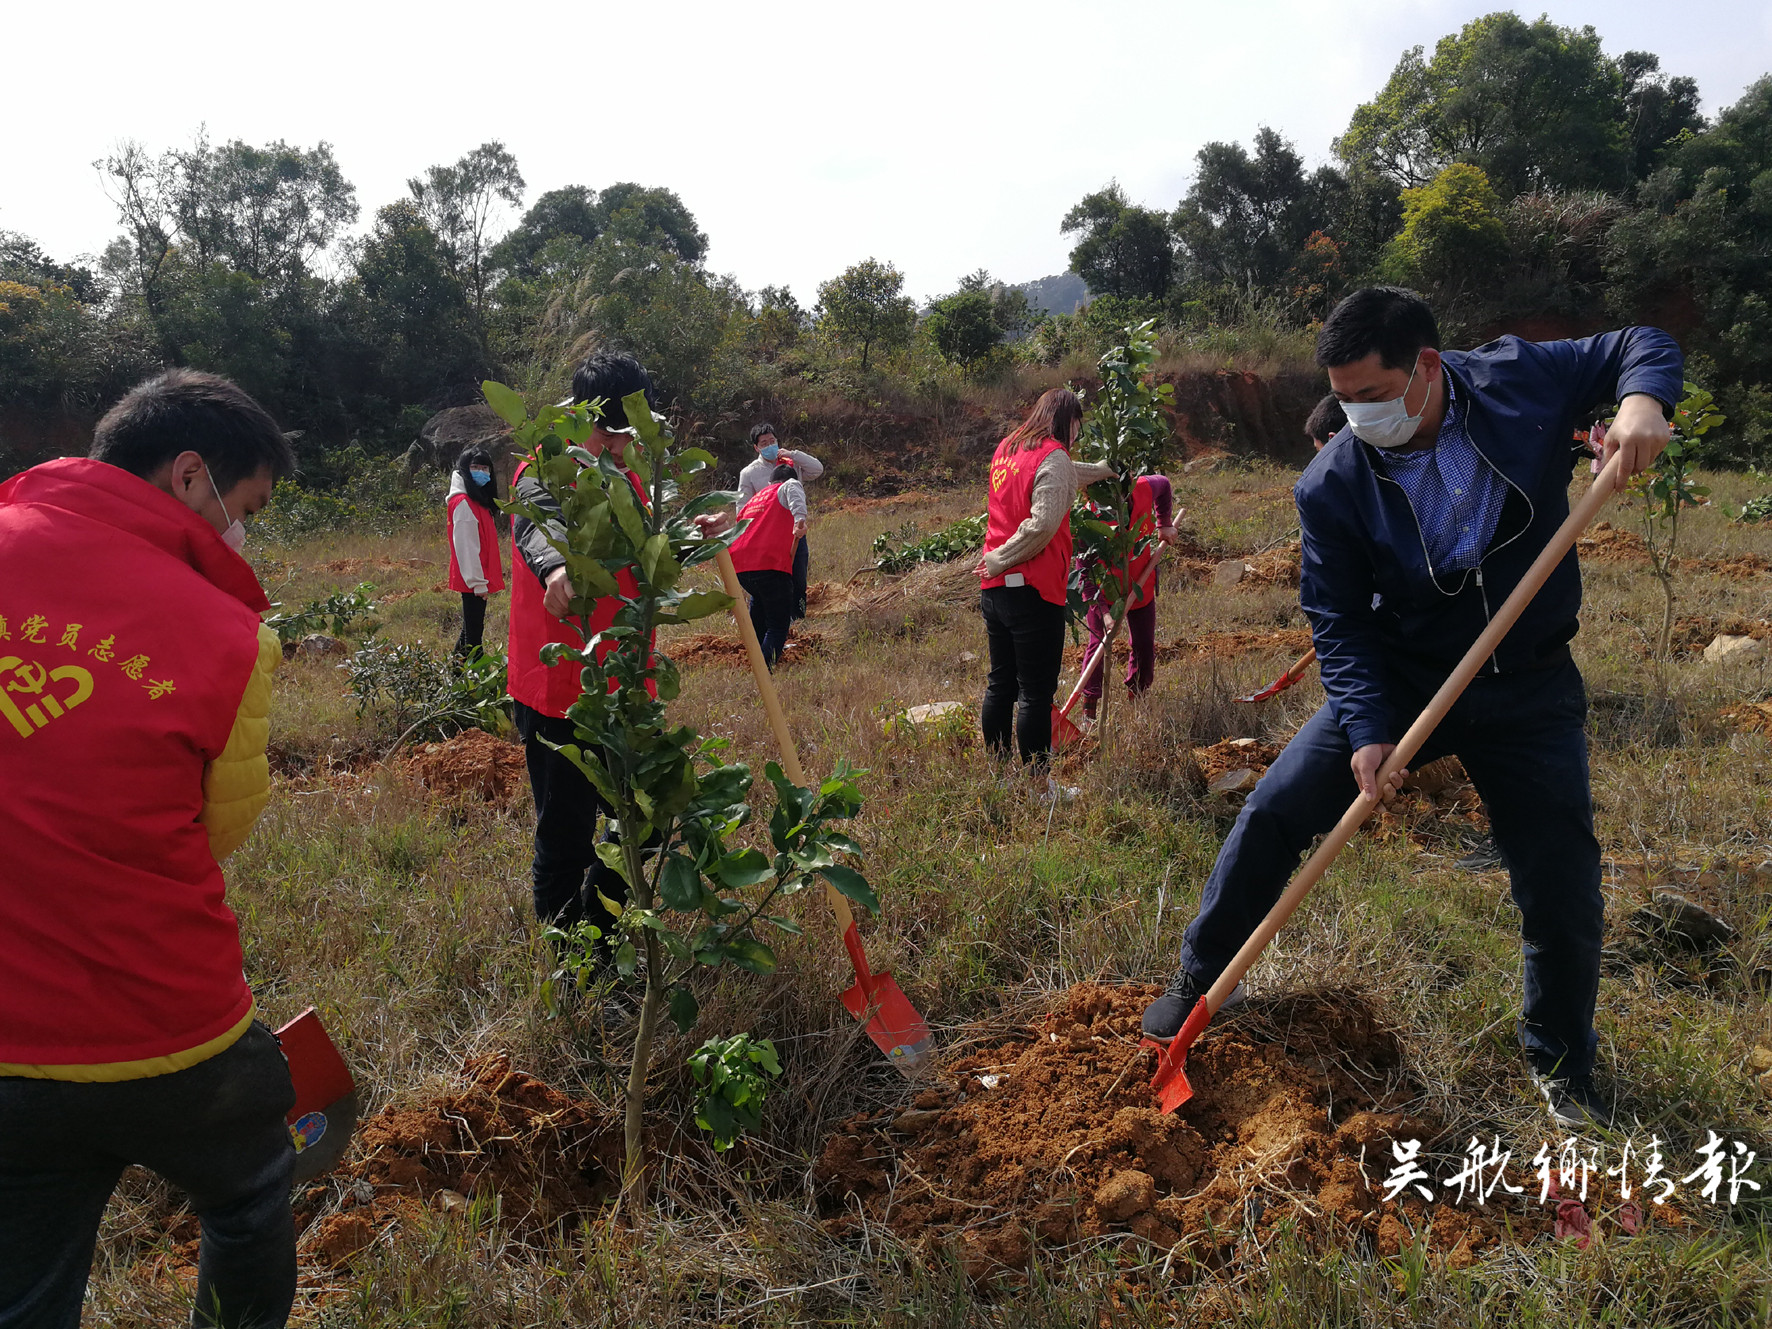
[1178,656,1602,1077]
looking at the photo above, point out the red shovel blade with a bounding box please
[837,922,933,1075]
[1051,705,1085,748]
[275,1007,359,1181]
[1143,996,1213,1114]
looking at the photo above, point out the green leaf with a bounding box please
[659,854,702,911]
[667,986,700,1033]
[614,940,637,977]
[819,864,880,915]
[725,936,777,975]
[715,848,775,889]
[482,380,528,427]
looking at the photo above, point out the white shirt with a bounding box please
[737,450,823,506]
[448,471,489,594]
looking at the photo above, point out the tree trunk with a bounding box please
[622,928,664,1198]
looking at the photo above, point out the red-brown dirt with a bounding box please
[1070,628,1313,672]
[669,629,826,667]
[399,728,528,803]
[814,984,1682,1280]
[813,984,1588,1278]
[301,1054,622,1270]
[1578,522,1770,579]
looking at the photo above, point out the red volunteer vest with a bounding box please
[0,459,268,1065]
[447,492,505,593]
[981,435,1072,605]
[507,458,654,719]
[729,482,796,574]
[1099,476,1158,611]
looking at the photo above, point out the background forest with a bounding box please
[3,11,1770,480]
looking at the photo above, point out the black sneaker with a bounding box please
[1456,836,1506,872]
[1141,968,1245,1040]
[1532,1069,1615,1130]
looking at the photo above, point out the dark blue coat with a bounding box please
[1295,329,1684,751]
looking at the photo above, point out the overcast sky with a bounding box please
[4,0,1768,305]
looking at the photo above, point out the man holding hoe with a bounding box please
[1141,287,1682,1129]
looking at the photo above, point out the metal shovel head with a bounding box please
[840,970,933,1076]
[1143,996,1214,1114]
[275,1007,359,1181]
[1051,705,1085,748]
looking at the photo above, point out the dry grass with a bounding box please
[82,465,1772,1326]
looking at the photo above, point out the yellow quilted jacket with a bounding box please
[199,622,281,859]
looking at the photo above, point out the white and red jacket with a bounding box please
[446,473,505,595]
[0,459,280,1077]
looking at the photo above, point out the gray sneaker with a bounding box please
[1532,1069,1615,1130]
[1140,969,1246,1040]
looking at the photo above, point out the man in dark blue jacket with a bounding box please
[1142,287,1682,1128]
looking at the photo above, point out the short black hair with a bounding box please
[570,351,654,430]
[90,368,295,493]
[749,421,777,448]
[1304,393,1348,444]
[770,462,798,483]
[1315,287,1440,371]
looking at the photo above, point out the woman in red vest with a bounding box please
[729,462,807,667]
[1078,471,1180,718]
[446,446,505,658]
[975,387,1087,764]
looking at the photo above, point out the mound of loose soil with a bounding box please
[400,728,528,803]
[1193,738,1283,784]
[814,983,1563,1277]
[1579,522,1770,579]
[1240,540,1302,588]
[302,1054,621,1269]
[1722,701,1772,737]
[669,629,826,667]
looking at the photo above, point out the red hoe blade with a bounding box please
[275,1008,359,1180]
[1234,647,1316,704]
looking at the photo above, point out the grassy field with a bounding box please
[88,460,1772,1327]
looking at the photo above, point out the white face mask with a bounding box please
[205,463,247,552]
[1342,354,1428,450]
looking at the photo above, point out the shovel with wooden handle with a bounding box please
[1148,452,1628,1113]
[1051,549,1166,748]
[714,547,933,1076]
[1234,647,1317,704]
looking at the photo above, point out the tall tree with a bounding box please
[1172,129,1335,295]
[175,138,357,284]
[1061,183,1174,300]
[1618,52,1707,183]
[1337,13,1633,198]
[815,258,916,370]
[408,141,525,333]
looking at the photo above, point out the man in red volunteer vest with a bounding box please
[0,370,298,1328]
[509,351,658,942]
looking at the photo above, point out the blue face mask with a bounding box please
[470,468,492,486]
[759,443,780,461]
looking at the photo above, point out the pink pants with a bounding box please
[1081,597,1157,701]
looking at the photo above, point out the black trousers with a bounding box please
[0,1022,297,1329]
[453,592,486,658]
[515,701,631,938]
[979,584,1067,762]
[738,569,795,668]
[792,537,810,619]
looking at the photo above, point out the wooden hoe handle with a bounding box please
[1202,452,1626,1014]
[714,547,857,933]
